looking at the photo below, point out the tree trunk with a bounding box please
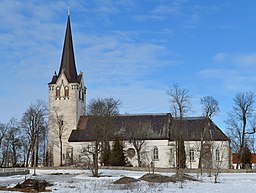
[23,150,26,167]
[93,143,99,177]
[135,147,141,167]
[178,135,186,169]
[0,157,4,167]
[29,137,36,167]
[236,113,247,169]
[60,138,63,166]
[94,153,99,177]
[36,136,39,167]
[31,150,35,167]
[5,144,9,167]
[43,137,46,166]
[198,132,204,174]
[177,119,186,170]
[12,144,17,167]
[26,146,31,167]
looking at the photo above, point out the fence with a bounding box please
[0,168,30,177]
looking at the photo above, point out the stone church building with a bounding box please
[48,12,231,169]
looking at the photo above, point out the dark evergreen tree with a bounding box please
[101,141,111,166]
[110,139,126,166]
[242,144,251,169]
[177,135,186,169]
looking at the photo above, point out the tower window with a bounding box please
[82,90,85,101]
[65,87,69,97]
[56,87,60,97]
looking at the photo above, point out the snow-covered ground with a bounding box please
[0,169,256,192]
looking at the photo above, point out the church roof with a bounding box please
[49,14,80,84]
[170,117,228,141]
[68,114,229,142]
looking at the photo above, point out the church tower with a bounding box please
[48,10,86,166]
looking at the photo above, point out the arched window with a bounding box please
[66,147,73,162]
[153,146,159,160]
[189,148,195,161]
[56,87,60,97]
[82,90,85,101]
[216,148,220,161]
[79,89,81,99]
[64,86,69,97]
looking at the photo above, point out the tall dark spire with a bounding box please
[49,9,82,85]
[58,10,78,83]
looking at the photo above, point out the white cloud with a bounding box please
[214,52,256,67]
[235,54,256,66]
[133,1,185,22]
[75,33,177,87]
[199,69,236,79]
[183,14,201,28]
[214,53,227,63]
[199,52,256,94]
[87,82,170,114]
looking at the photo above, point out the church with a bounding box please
[48,11,231,169]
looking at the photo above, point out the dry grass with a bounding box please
[0,179,52,192]
[113,173,199,185]
[113,176,140,184]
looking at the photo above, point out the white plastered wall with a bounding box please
[70,140,230,169]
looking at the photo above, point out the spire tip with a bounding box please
[68,6,70,16]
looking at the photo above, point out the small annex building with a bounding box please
[232,153,256,169]
[48,10,231,169]
[69,114,231,169]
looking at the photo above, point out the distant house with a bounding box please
[232,153,256,169]
[48,11,231,169]
[68,114,231,169]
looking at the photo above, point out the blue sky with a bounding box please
[1,0,256,131]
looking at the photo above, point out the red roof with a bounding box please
[232,153,256,164]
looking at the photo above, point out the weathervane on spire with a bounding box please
[68,6,70,16]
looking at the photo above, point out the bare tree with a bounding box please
[4,118,21,167]
[0,123,8,146]
[0,118,23,167]
[167,83,191,118]
[80,143,100,176]
[84,97,120,177]
[0,123,8,166]
[88,98,120,116]
[40,121,48,166]
[200,96,220,118]
[50,107,67,166]
[21,100,47,167]
[125,121,149,167]
[212,141,229,183]
[198,96,220,173]
[226,91,256,169]
[20,135,29,167]
[167,83,192,170]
